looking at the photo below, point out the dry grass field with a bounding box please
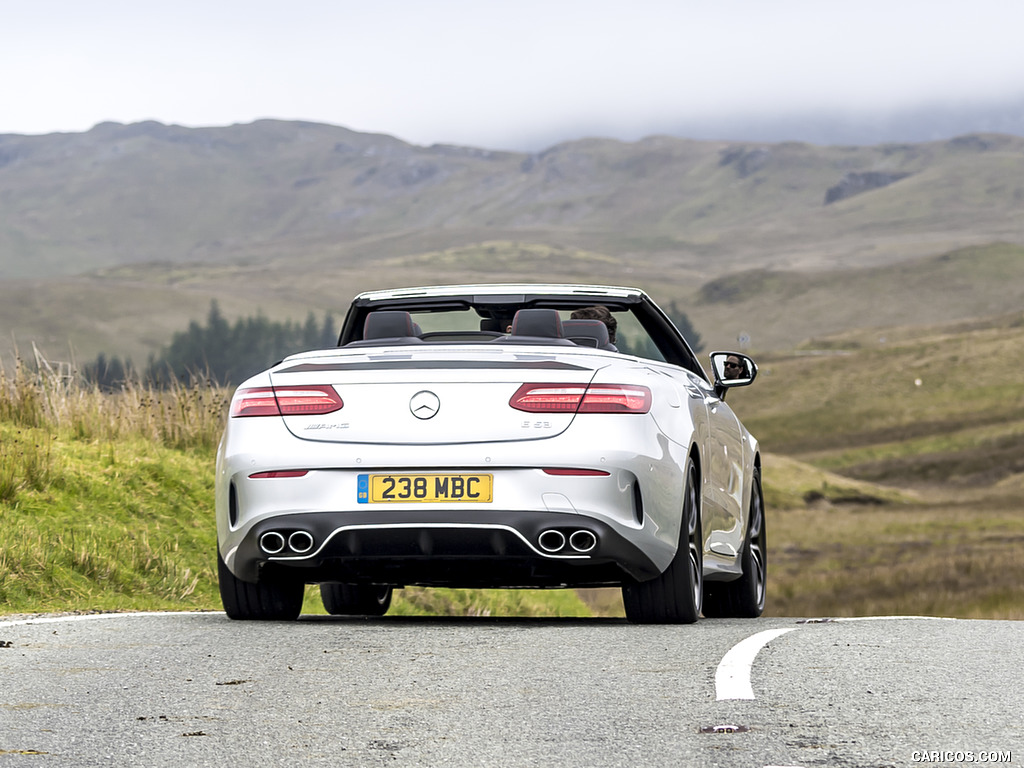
[738,311,1024,619]
[579,474,1024,621]
[768,488,1024,620]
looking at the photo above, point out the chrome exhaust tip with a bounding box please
[259,531,286,555]
[288,530,315,554]
[538,529,566,553]
[569,530,597,553]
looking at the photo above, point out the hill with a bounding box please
[5,121,1024,280]
[2,120,1024,362]
[689,242,1024,351]
[732,309,1024,489]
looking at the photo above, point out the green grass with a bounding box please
[0,357,227,613]
[0,426,219,612]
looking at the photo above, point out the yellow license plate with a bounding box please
[357,473,493,503]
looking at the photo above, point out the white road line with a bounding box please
[714,616,953,701]
[715,627,797,700]
[0,611,221,629]
[831,615,955,622]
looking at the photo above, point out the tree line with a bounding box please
[82,299,703,390]
[83,301,337,389]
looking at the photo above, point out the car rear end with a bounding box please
[216,344,689,590]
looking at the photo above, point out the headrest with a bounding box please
[363,311,416,339]
[562,319,610,347]
[510,309,564,338]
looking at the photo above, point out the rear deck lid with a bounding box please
[267,347,603,445]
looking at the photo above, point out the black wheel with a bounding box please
[217,549,304,621]
[320,583,393,616]
[703,467,767,618]
[622,457,702,624]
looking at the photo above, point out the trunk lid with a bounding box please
[269,347,603,445]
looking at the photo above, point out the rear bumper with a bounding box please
[222,509,662,588]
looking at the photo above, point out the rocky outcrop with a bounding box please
[824,171,911,204]
[719,146,772,177]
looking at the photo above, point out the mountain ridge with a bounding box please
[3,120,1023,279]
[2,120,1023,362]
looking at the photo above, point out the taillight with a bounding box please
[231,385,343,417]
[509,384,588,412]
[510,383,651,414]
[577,385,651,413]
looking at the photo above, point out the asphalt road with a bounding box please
[1,612,1020,767]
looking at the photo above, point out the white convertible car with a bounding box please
[215,284,765,623]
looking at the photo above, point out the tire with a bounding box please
[217,549,304,621]
[622,457,703,624]
[703,467,767,618]
[320,583,393,616]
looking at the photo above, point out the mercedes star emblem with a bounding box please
[409,390,441,420]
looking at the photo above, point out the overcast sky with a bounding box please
[3,0,1024,151]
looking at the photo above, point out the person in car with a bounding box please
[723,354,748,379]
[570,305,617,344]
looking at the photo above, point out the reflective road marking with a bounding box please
[0,611,217,629]
[715,627,797,700]
[714,616,954,701]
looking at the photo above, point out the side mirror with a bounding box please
[709,351,757,399]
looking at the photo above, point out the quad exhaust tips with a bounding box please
[260,529,315,556]
[259,526,596,557]
[538,528,598,554]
